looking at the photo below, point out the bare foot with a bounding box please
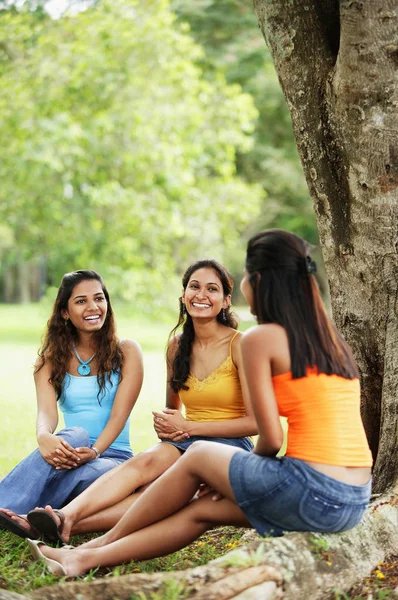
[0,508,30,531]
[40,505,73,542]
[40,544,90,577]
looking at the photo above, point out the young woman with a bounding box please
[27,231,372,576]
[0,270,143,538]
[17,260,256,543]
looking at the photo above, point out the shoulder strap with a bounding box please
[229,331,240,357]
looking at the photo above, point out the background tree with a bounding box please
[172,0,316,246]
[0,0,262,306]
[253,0,398,493]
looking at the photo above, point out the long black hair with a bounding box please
[35,270,123,399]
[245,230,358,379]
[169,260,238,392]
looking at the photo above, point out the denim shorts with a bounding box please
[162,435,253,453]
[229,452,371,537]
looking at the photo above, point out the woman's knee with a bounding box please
[131,450,162,473]
[57,427,90,448]
[185,440,210,459]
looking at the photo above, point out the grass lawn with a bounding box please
[0,304,260,594]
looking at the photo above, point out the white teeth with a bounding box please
[192,303,210,308]
[85,316,100,320]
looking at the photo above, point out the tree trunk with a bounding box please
[16,253,31,303]
[2,262,16,303]
[252,0,398,493]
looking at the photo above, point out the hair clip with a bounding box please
[306,256,317,274]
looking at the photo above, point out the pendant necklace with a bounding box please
[73,343,96,376]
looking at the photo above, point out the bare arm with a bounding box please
[89,339,144,455]
[153,337,187,442]
[154,333,258,439]
[34,360,81,468]
[240,325,284,456]
[165,336,183,411]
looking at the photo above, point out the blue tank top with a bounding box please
[59,371,131,453]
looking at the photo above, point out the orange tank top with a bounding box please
[179,332,246,422]
[273,368,372,466]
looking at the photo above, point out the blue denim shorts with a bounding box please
[229,452,371,537]
[162,435,253,453]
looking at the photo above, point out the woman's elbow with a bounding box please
[246,416,259,436]
[257,431,283,456]
[270,431,284,453]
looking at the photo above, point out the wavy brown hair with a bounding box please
[35,270,123,400]
[169,259,239,392]
[245,229,359,380]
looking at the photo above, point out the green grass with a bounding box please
[0,527,252,595]
[0,303,259,593]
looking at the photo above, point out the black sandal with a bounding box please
[27,508,66,545]
[0,510,40,540]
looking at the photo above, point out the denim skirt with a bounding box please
[229,452,371,537]
[162,435,253,453]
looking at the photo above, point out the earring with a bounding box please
[182,304,187,315]
[64,318,69,326]
[222,309,227,323]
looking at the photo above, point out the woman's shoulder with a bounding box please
[166,334,181,359]
[119,339,143,358]
[242,324,287,349]
[167,334,181,345]
[33,353,51,378]
[229,329,242,346]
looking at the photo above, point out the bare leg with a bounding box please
[38,442,249,575]
[43,443,182,541]
[97,441,242,544]
[72,490,146,546]
[40,493,250,576]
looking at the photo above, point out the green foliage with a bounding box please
[172,0,317,244]
[0,0,262,307]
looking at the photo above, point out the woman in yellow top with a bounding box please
[27,230,372,576]
[23,259,256,543]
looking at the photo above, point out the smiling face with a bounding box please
[182,267,230,319]
[62,279,108,333]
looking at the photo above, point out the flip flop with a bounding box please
[27,508,66,545]
[27,539,67,576]
[0,510,39,540]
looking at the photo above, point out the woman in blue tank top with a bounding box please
[0,270,143,539]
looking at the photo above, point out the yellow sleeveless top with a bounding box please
[274,368,372,466]
[179,332,246,422]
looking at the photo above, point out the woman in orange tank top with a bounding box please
[26,231,372,576]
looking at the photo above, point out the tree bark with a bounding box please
[253,0,398,493]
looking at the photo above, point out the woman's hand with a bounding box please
[69,446,98,468]
[156,430,190,443]
[152,409,190,436]
[196,483,223,501]
[38,433,81,469]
